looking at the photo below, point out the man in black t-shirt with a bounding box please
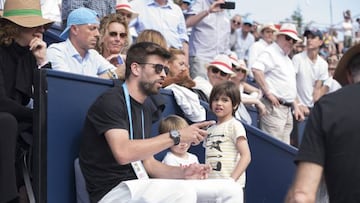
[80,42,243,203]
[286,44,360,202]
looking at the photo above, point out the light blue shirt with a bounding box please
[130,0,188,49]
[47,39,115,77]
[235,29,255,61]
[187,0,231,60]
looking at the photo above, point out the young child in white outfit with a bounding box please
[160,115,199,167]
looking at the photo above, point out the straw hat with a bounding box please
[277,23,302,42]
[333,44,360,86]
[258,22,278,33]
[116,0,139,20]
[1,0,53,27]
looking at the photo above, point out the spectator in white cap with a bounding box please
[251,23,304,144]
[193,54,234,99]
[247,23,278,78]
[115,0,138,24]
[47,7,120,79]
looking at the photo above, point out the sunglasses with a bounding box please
[138,63,170,75]
[118,12,132,19]
[235,68,247,74]
[109,31,128,38]
[232,20,241,25]
[211,67,228,77]
[285,35,296,43]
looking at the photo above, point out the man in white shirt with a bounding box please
[47,7,118,79]
[252,23,303,144]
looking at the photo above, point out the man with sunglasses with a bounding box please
[47,7,119,79]
[79,42,243,202]
[251,23,304,145]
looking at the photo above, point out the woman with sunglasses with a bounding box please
[97,13,129,80]
[229,58,266,121]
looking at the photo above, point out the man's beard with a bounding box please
[139,80,161,96]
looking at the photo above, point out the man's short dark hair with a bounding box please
[125,42,171,79]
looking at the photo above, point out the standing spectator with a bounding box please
[235,18,255,63]
[251,23,304,144]
[206,81,251,203]
[130,0,188,61]
[47,8,119,79]
[160,115,200,167]
[354,18,360,45]
[342,9,353,51]
[41,0,62,23]
[293,29,328,115]
[61,0,115,28]
[96,13,129,79]
[285,43,360,203]
[230,14,242,51]
[186,0,231,79]
[79,42,243,202]
[0,0,53,202]
[247,23,277,73]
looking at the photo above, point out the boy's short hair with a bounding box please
[209,81,241,115]
[159,115,189,134]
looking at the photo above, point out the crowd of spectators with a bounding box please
[2,0,360,202]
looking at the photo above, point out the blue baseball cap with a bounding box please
[60,7,99,40]
[243,18,253,26]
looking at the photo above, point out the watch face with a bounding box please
[170,130,180,145]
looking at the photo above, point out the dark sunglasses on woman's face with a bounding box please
[285,35,296,44]
[235,68,247,74]
[109,31,128,38]
[211,67,228,77]
[138,63,170,75]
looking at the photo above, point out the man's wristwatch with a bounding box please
[169,130,181,145]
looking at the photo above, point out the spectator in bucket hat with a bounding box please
[251,23,304,144]
[0,0,53,202]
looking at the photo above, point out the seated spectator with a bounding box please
[160,115,200,167]
[163,48,207,122]
[229,55,266,122]
[163,48,208,102]
[79,41,242,202]
[97,13,129,79]
[319,54,342,97]
[193,54,235,100]
[0,0,53,201]
[47,7,119,79]
[136,29,168,49]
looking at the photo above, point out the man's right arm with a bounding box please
[47,43,71,72]
[285,162,323,203]
[104,120,215,165]
[185,0,224,28]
